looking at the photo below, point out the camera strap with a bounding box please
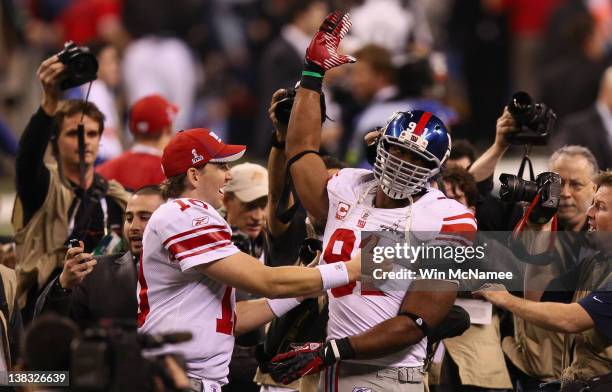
[512,192,557,251]
[275,150,321,224]
[517,146,535,181]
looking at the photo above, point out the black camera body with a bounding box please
[507,91,557,145]
[57,41,99,90]
[274,85,327,126]
[499,171,561,224]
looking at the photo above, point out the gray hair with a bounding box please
[549,145,599,176]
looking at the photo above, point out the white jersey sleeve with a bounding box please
[154,198,240,271]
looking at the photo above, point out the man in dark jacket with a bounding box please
[35,186,164,327]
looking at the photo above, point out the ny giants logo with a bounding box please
[335,201,351,220]
[357,210,370,228]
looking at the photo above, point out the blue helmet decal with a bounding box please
[382,110,450,164]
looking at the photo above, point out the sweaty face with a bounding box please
[195,163,232,209]
[225,195,267,239]
[550,156,596,229]
[123,194,164,257]
[57,114,101,168]
[387,145,432,169]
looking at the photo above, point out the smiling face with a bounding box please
[188,163,232,209]
[550,155,597,230]
[124,193,164,256]
[57,113,101,168]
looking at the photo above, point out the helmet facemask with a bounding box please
[373,136,442,199]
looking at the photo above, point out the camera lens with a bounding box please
[508,91,539,128]
[499,174,539,203]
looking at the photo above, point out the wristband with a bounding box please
[267,297,301,317]
[300,62,325,93]
[324,337,356,362]
[316,262,349,291]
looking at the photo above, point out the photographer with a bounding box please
[475,173,612,390]
[34,186,164,327]
[12,54,130,321]
[496,145,598,390]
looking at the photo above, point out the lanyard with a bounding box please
[67,196,109,237]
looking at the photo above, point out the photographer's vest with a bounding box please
[502,229,578,381]
[11,164,129,308]
[444,312,513,389]
[561,254,612,383]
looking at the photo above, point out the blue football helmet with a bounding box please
[373,110,451,199]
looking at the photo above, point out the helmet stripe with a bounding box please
[413,111,432,136]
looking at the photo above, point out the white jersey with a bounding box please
[137,198,240,384]
[322,169,477,367]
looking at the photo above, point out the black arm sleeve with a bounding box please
[16,107,54,225]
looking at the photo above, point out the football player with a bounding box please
[269,11,477,392]
[137,128,363,391]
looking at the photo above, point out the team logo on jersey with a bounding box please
[192,148,204,164]
[192,216,209,227]
[357,210,370,228]
[352,388,372,392]
[336,201,351,220]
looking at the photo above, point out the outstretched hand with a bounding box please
[305,11,356,73]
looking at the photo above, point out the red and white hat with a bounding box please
[129,94,179,135]
[161,128,246,177]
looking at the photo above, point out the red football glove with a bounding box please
[269,338,355,385]
[305,10,356,72]
[269,342,330,385]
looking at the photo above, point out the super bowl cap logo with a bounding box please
[192,148,204,164]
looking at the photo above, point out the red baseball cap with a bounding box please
[129,94,179,135]
[161,128,246,177]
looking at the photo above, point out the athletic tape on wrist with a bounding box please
[317,262,349,291]
[267,297,301,317]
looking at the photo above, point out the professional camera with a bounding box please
[56,41,99,90]
[70,319,191,392]
[274,84,327,126]
[506,91,557,145]
[499,171,561,224]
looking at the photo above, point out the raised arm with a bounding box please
[267,89,293,237]
[16,56,65,225]
[286,11,355,223]
[468,107,516,182]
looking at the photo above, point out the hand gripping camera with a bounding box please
[506,91,557,145]
[56,41,99,90]
[499,171,562,224]
[274,84,327,126]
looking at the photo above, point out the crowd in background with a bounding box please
[1,0,610,163]
[0,0,610,391]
